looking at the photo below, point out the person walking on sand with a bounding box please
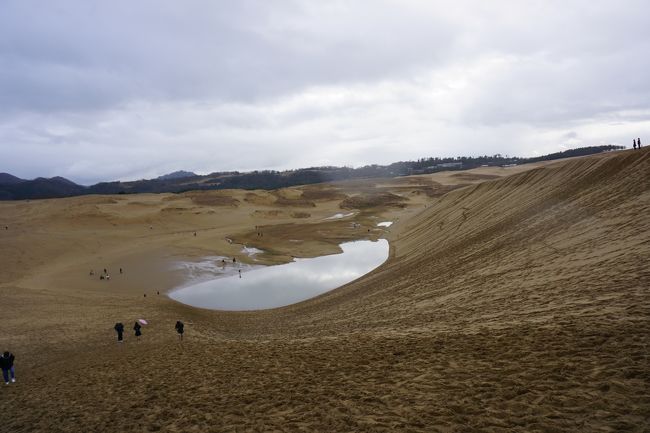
[638,137,642,149]
[133,321,142,339]
[1,351,16,384]
[633,139,637,150]
[114,322,125,342]
[175,320,184,340]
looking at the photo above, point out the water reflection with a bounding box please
[169,239,389,311]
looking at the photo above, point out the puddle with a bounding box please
[324,212,355,220]
[242,246,264,257]
[169,239,389,310]
[173,256,257,282]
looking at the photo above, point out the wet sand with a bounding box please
[0,151,648,432]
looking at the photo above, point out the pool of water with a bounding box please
[324,212,355,220]
[169,239,389,311]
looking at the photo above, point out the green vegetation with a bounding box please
[0,145,625,200]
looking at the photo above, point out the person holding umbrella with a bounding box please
[175,320,184,340]
[1,351,16,384]
[114,322,125,342]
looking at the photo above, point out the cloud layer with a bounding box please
[1,0,649,184]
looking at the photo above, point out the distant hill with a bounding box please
[0,173,25,185]
[0,145,625,200]
[156,170,197,180]
[0,176,86,200]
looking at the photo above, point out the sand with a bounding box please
[0,150,648,432]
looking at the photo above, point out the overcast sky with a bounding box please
[1,0,649,184]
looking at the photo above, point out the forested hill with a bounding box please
[0,145,624,200]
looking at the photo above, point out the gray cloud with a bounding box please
[1,0,649,184]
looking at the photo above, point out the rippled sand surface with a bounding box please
[0,149,648,432]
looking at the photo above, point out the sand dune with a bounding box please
[0,149,648,432]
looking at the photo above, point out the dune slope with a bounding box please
[1,149,649,432]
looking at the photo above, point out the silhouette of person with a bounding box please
[633,139,637,150]
[114,322,125,342]
[1,351,16,384]
[133,322,142,338]
[175,321,184,340]
[638,138,642,148]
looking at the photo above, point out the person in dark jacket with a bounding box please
[114,322,125,342]
[175,321,184,340]
[134,322,142,339]
[1,351,16,384]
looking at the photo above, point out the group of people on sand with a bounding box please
[633,138,643,149]
[91,267,124,281]
[113,320,184,342]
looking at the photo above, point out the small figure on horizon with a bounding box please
[119,268,123,274]
[633,139,637,149]
[232,257,236,263]
[239,269,241,278]
[157,290,160,295]
[193,232,197,237]
[143,293,146,297]
[638,137,642,148]
[104,268,107,274]
[175,320,184,340]
[114,322,125,342]
[133,321,142,339]
[1,351,16,385]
